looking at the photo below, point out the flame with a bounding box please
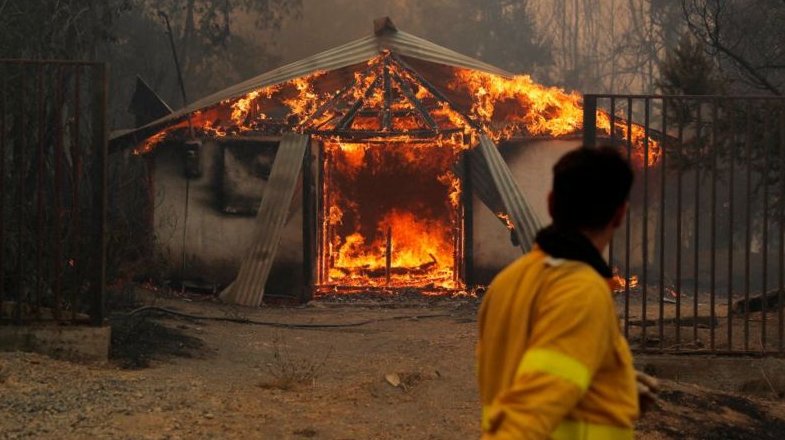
[596,111,661,167]
[138,130,168,155]
[319,139,463,291]
[610,267,639,292]
[230,90,261,125]
[447,69,660,167]
[133,52,660,170]
[331,211,451,276]
[450,70,583,139]
[496,213,515,231]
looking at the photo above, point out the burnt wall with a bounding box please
[152,139,305,294]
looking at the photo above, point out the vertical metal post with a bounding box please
[0,76,5,312]
[71,66,82,321]
[641,97,650,349]
[675,108,684,349]
[608,97,616,270]
[583,95,597,148]
[53,67,65,320]
[744,100,753,351]
[610,97,617,144]
[659,98,667,350]
[301,141,315,302]
[624,97,633,339]
[90,64,108,326]
[710,99,718,351]
[35,65,44,316]
[761,103,771,352]
[694,101,702,345]
[728,100,736,351]
[779,107,785,354]
[14,69,25,324]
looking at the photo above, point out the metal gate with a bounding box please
[583,94,785,355]
[0,60,107,326]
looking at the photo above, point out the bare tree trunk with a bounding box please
[572,0,580,80]
[610,0,617,93]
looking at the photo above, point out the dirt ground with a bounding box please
[2,289,785,439]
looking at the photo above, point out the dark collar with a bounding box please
[534,225,613,278]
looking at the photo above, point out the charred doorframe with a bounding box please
[302,138,317,302]
[462,146,475,286]
[583,93,785,356]
[311,138,469,291]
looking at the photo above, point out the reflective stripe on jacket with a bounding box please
[477,248,638,439]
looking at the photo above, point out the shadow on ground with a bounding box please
[640,384,785,440]
[110,313,207,369]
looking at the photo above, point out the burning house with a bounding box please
[110,18,656,306]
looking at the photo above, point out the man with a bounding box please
[477,146,656,439]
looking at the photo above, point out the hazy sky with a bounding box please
[255,0,459,67]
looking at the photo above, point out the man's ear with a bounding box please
[611,202,628,229]
[547,191,555,220]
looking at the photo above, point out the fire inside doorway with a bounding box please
[318,140,464,292]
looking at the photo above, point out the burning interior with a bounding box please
[321,141,464,291]
[111,18,658,303]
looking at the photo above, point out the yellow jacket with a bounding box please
[477,248,638,439]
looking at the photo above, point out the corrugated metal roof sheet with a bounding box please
[477,135,542,251]
[220,133,310,306]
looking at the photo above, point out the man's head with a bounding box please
[548,146,634,232]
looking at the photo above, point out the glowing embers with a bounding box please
[610,267,640,293]
[318,140,464,292]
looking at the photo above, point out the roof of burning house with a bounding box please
[111,17,664,170]
[110,17,515,152]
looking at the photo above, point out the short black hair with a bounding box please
[551,146,634,230]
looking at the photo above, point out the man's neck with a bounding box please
[579,228,613,255]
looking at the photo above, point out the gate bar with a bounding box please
[710,98,718,350]
[583,95,597,148]
[762,102,771,351]
[0,78,5,312]
[744,100,753,352]
[642,98,650,349]
[659,99,667,350]
[780,109,785,354]
[14,68,25,324]
[777,107,785,353]
[608,97,616,274]
[676,108,684,349]
[694,102,702,345]
[728,99,736,350]
[35,65,44,317]
[53,67,65,319]
[624,97,632,339]
[90,63,108,325]
[71,65,82,321]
